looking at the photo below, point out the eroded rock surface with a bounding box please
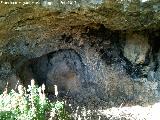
[0,0,160,108]
[123,32,150,64]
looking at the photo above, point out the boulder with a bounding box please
[123,32,150,64]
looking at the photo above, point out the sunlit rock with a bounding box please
[123,32,150,64]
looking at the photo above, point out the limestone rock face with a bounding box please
[123,33,150,64]
[0,0,160,107]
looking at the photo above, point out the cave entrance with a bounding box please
[18,49,85,96]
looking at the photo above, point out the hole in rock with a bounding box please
[17,49,86,97]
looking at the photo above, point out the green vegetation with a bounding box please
[0,79,71,120]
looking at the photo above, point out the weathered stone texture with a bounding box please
[0,0,159,107]
[123,33,150,64]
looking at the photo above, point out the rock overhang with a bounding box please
[0,0,160,107]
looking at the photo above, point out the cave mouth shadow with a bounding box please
[17,49,87,97]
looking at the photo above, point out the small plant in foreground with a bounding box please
[0,79,71,120]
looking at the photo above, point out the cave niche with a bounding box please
[17,49,86,96]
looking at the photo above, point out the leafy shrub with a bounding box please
[0,79,71,120]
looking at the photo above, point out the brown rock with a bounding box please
[123,32,150,64]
